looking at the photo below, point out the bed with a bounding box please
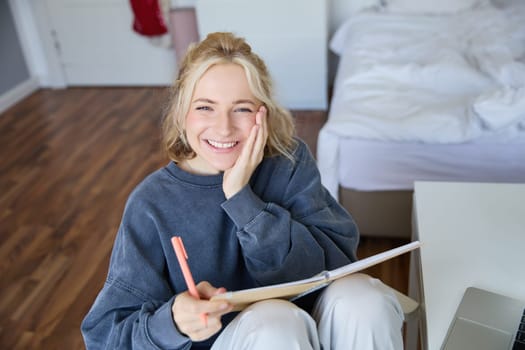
[318,0,525,238]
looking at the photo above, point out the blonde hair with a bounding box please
[162,32,296,162]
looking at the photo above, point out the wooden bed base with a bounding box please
[339,188,413,239]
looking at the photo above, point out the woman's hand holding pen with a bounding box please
[172,281,233,341]
[222,106,268,199]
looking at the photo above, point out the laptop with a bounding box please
[441,287,525,350]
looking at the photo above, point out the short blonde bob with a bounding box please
[162,32,297,163]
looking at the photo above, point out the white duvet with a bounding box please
[324,2,525,143]
[318,2,525,199]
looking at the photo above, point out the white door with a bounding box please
[42,0,175,85]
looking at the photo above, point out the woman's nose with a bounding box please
[214,111,233,135]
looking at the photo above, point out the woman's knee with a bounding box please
[314,273,405,326]
[213,299,319,350]
[312,274,405,350]
[241,299,311,328]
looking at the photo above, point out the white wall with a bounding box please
[5,0,368,111]
[196,0,328,110]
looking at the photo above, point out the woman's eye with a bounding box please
[196,106,212,111]
[235,107,253,113]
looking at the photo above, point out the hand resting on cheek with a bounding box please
[222,106,268,199]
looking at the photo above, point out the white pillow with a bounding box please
[385,0,486,14]
[345,0,381,13]
[329,0,381,35]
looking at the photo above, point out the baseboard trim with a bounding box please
[0,77,39,115]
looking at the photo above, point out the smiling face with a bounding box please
[180,63,260,175]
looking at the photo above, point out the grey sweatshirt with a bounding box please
[81,139,359,349]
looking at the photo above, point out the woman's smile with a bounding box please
[206,139,239,149]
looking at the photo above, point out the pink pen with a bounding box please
[171,236,208,326]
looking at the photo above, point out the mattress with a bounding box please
[337,137,525,191]
[318,1,525,199]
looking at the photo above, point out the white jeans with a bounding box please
[211,273,404,350]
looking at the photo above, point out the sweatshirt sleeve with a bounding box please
[221,140,359,286]
[81,192,191,350]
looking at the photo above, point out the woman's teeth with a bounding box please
[207,140,237,149]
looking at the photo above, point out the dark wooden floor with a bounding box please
[0,88,409,349]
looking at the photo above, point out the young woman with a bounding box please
[81,32,404,350]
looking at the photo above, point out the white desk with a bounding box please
[408,181,525,350]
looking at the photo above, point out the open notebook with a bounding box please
[211,241,421,311]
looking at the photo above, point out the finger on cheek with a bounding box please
[251,124,260,140]
[257,106,266,123]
